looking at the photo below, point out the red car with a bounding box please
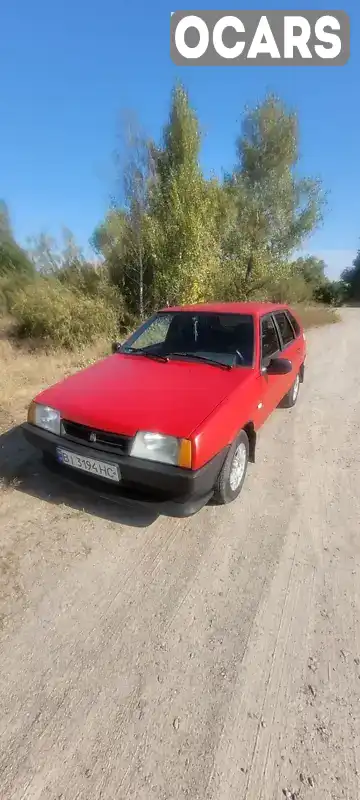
[23,302,306,516]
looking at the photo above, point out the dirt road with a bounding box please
[1,308,360,800]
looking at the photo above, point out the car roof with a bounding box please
[161,301,291,318]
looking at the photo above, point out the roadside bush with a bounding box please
[0,239,35,280]
[57,260,114,299]
[11,278,120,349]
[314,280,347,306]
[0,273,35,315]
[265,273,314,304]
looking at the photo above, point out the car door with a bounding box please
[273,310,302,385]
[256,314,283,426]
[287,308,306,368]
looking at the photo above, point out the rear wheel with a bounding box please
[213,430,249,505]
[280,371,300,408]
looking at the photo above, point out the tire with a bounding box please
[213,430,249,505]
[41,452,58,473]
[280,371,300,409]
[42,452,55,467]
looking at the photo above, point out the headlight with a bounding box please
[130,431,192,468]
[28,402,61,436]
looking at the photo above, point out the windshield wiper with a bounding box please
[121,347,169,363]
[168,352,232,370]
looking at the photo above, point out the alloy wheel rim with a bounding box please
[229,442,247,491]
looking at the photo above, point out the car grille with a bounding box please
[61,420,132,455]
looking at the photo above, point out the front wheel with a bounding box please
[213,430,249,505]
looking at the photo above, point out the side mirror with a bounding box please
[111,341,122,354]
[264,356,293,375]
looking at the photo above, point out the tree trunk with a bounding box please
[245,253,254,283]
[137,225,144,320]
[139,248,144,320]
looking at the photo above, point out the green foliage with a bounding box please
[0,200,12,239]
[93,85,225,311]
[2,224,126,348]
[0,201,35,279]
[0,273,34,315]
[265,272,314,304]
[92,113,156,319]
[341,250,360,300]
[219,96,325,300]
[3,85,335,350]
[12,278,119,350]
[93,209,155,317]
[314,279,347,306]
[26,232,62,274]
[27,228,87,276]
[145,84,224,306]
[293,256,326,289]
[290,256,348,306]
[0,203,36,315]
[93,90,326,315]
[0,239,35,279]
[57,259,118,305]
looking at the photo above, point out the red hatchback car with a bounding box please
[23,302,306,516]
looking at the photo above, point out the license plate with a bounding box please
[56,447,120,482]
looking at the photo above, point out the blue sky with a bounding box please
[1,0,359,278]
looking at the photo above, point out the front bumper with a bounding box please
[21,423,228,517]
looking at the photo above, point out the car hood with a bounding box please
[35,354,254,439]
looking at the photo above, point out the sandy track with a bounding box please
[0,308,360,800]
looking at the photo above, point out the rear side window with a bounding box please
[287,311,301,337]
[274,312,295,347]
[261,316,280,362]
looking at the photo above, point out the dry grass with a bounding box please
[0,476,21,492]
[0,304,340,435]
[0,323,111,433]
[294,304,340,329]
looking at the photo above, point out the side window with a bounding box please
[261,316,280,362]
[287,311,300,337]
[275,312,295,347]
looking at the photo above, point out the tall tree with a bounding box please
[293,255,327,289]
[27,228,84,275]
[93,113,155,318]
[119,113,155,318]
[224,95,326,298]
[27,232,62,274]
[146,83,223,306]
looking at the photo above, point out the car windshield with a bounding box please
[121,312,255,368]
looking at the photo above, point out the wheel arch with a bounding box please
[243,421,256,463]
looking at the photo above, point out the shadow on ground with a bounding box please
[0,425,159,528]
